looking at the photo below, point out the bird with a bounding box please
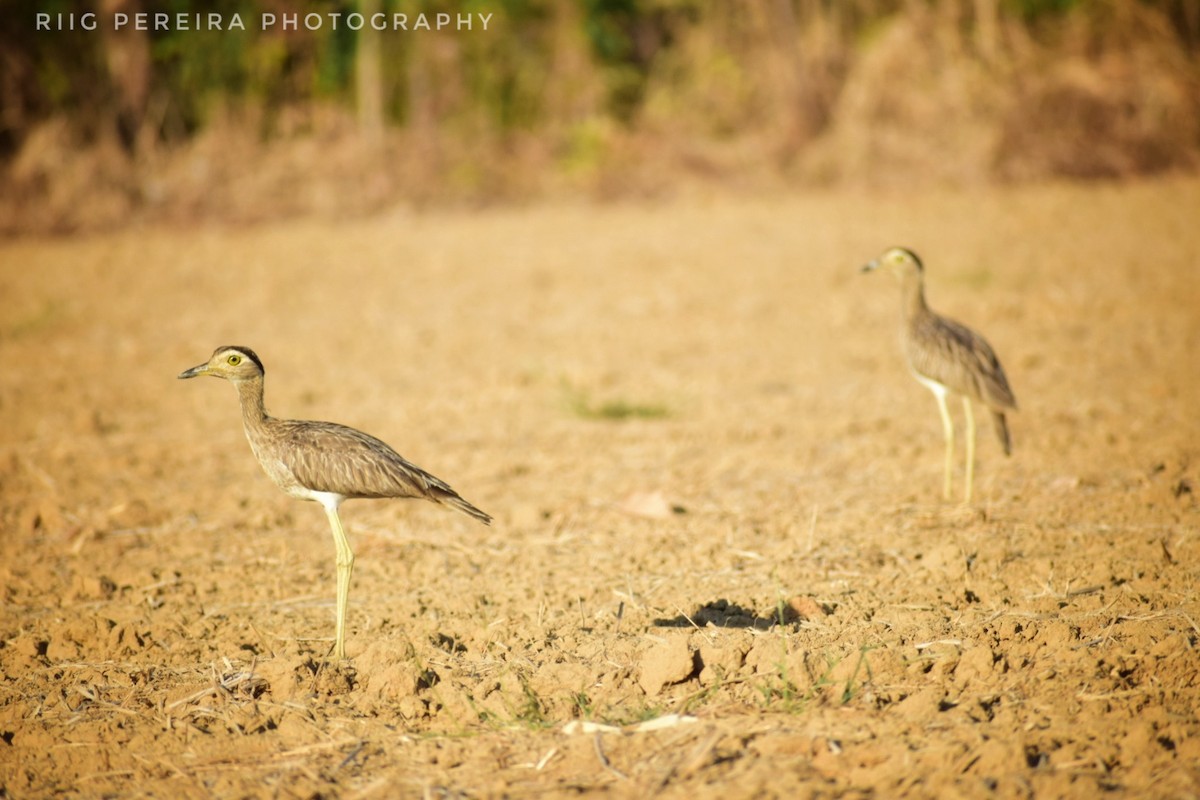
[861,248,1017,503]
[178,345,491,659]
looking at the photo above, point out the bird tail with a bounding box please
[992,410,1012,456]
[437,490,493,525]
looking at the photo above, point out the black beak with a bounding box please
[178,363,209,379]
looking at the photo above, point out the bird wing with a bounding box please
[908,313,1017,410]
[273,421,445,497]
[271,420,492,524]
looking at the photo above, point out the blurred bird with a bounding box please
[862,248,1016,502]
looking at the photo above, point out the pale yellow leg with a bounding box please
[933,391,954,501]
[323,504,355,660]
[962,397,976,504]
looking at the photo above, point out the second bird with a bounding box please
[179,345,492,660]
[862,248,1017,503]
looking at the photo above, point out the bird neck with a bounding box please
[900,268,930,322]
[234,376,271,432]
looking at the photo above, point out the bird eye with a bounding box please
[227,355,242,366]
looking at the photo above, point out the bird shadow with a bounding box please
[652,599,784,631]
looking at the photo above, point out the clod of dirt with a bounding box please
[362,661,439,701]
[308,659,357,696]
[8,635,50,669]
[69,574,117,601]
[17,502,64,535]
[639,636,698,695]
[953,645,996,686]
[782,595,828,622]
[697,642,747,686]
[251,659,304,702]
[254,656,357,701]
[530,661,593,700]
[893,686,949,721]
[617,490,676,519]
[356,639,436,701]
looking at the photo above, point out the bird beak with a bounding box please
[178,362,211,380]
[861,259,880,274]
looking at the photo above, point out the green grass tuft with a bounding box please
[563,382,670,421]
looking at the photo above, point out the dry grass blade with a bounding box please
[593,732,627,781]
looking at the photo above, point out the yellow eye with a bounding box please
[227,355,242,366]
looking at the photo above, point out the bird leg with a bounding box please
[323,503,355,660]
[933,390,954,501]
[962,397,976,504]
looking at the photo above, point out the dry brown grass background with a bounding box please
[1,178,1198,797]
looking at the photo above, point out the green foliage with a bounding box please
[512,673,552,727]
[571,690,594,718]
[600,699,668,726]
[579,0,701,122]
[457,2,553,132]
[1002,0,1082,21]
[149,1,263,134]
[559,118,613,175]
[583,0,638,64]
[809,645,875,706]
[754,606,806,712]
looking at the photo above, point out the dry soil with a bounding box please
[1,180,1198,798]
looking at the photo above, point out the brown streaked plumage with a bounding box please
[862,248,1017,502]
[179,345,491,659]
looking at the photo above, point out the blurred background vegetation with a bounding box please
[2,0,1198,233]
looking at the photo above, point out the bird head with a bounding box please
[178,346,265,383]
[862,247,923,278]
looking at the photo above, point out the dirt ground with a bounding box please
[1,179,1198,798]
